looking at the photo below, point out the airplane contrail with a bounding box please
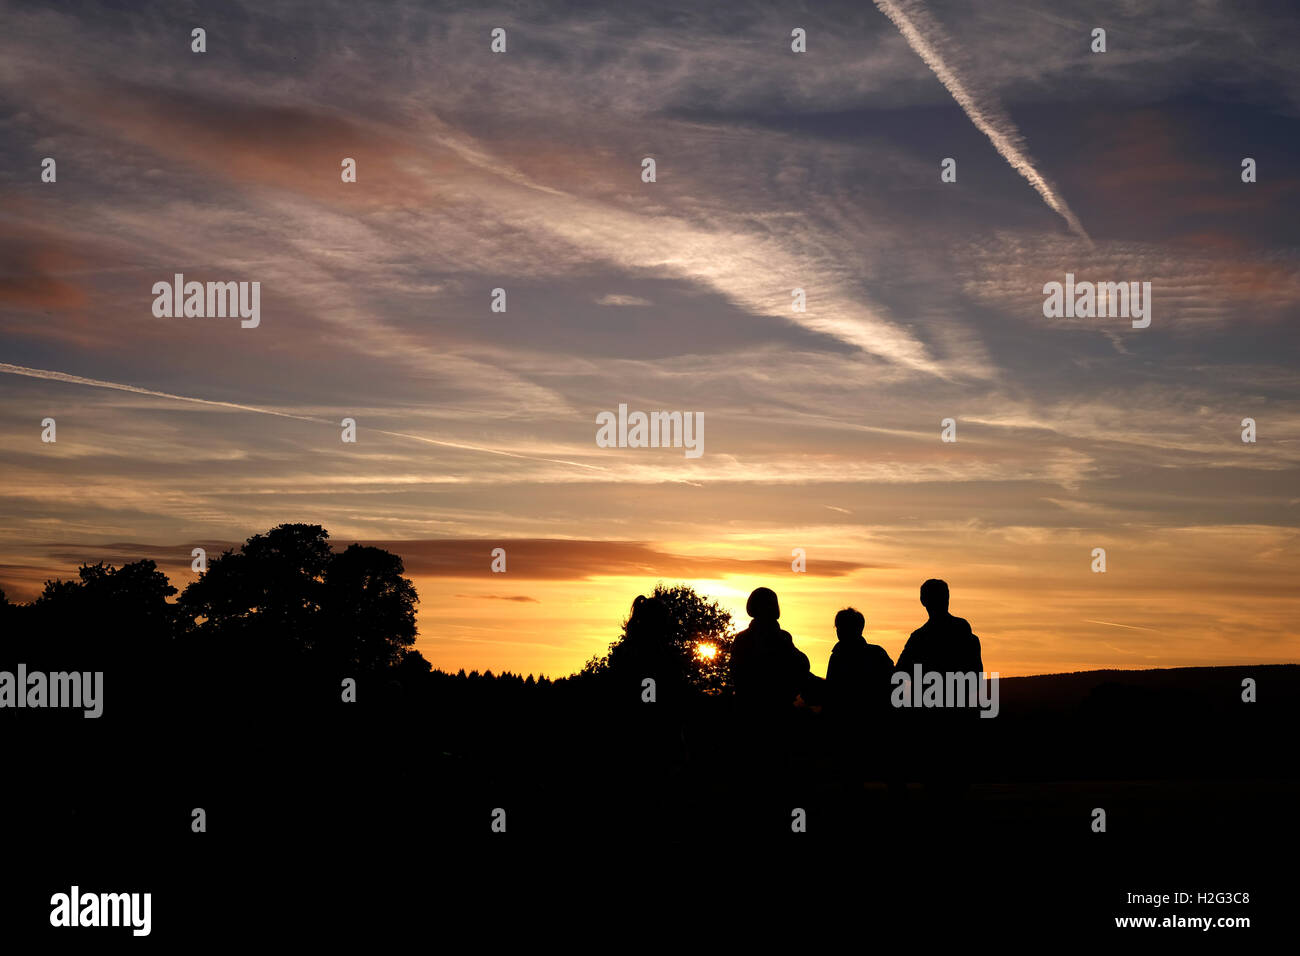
[0,362,607,472]
[873,0,1092,244]
[1084,620,1163,633]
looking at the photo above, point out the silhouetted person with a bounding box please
[895,579,984,808]
[826,607,896,799]
[730,587,812,719]
[729,587,813,834]
[826,607,895,720]
[896,579,982,679]
[620,594,676,699]
[608,595,687,806]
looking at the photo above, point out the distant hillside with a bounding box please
[997,663,1298,715]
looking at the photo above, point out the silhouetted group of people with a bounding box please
[608,577,986,831]
[727,579,985,817]
[731,579,982,716]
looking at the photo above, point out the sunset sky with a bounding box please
[1,0,1298,678]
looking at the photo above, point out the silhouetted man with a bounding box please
[895,579,983,805]
[896,579,982,680]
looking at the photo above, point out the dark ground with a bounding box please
[3,663,1295,942]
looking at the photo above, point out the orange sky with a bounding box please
[402,524,1300,678]
[6,525,1294,679]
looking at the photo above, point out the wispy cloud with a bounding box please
[596,294,653,307]
[0,363,606,472]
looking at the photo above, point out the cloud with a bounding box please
[365,539,875,580]
[596,294,653,307]
[0,537,874,592]
[0,363,607,473]
[955,231,1300,331]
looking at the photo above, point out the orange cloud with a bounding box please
[0,218,93,313]
[359,538,873,580]
[60,80,441,206]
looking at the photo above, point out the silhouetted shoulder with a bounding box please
[790,637,811,673]
[866,643,894,668]
[896,628,926,672]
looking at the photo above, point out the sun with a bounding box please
[695,642,718,660]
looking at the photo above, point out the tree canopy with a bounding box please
[177,523,420,673]
[583,583,734,697]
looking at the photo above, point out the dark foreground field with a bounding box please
[4,662,1295,940]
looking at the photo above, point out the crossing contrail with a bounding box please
[873,0,1092,244]
[0,362,607,472]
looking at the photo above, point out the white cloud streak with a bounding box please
[0,363,606,472]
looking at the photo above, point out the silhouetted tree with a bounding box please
[178,523,420,674]
[584,583,734,697]
[321,543,418,671]
[32,559,178,656]
[178,524,330,656]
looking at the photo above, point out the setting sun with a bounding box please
[695,642,718,660]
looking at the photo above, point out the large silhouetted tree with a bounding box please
[179,524,330,646]
[178,523,420,673]
[322,543,418,671]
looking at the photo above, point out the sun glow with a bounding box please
[695,642,718,660]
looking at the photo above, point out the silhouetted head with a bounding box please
[919,578,949,615]
[834,607,865,641]
[627,595,669,641]
[746,587,780,621]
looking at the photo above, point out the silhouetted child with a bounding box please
[826,607,895,720]
[825,607,895,795]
